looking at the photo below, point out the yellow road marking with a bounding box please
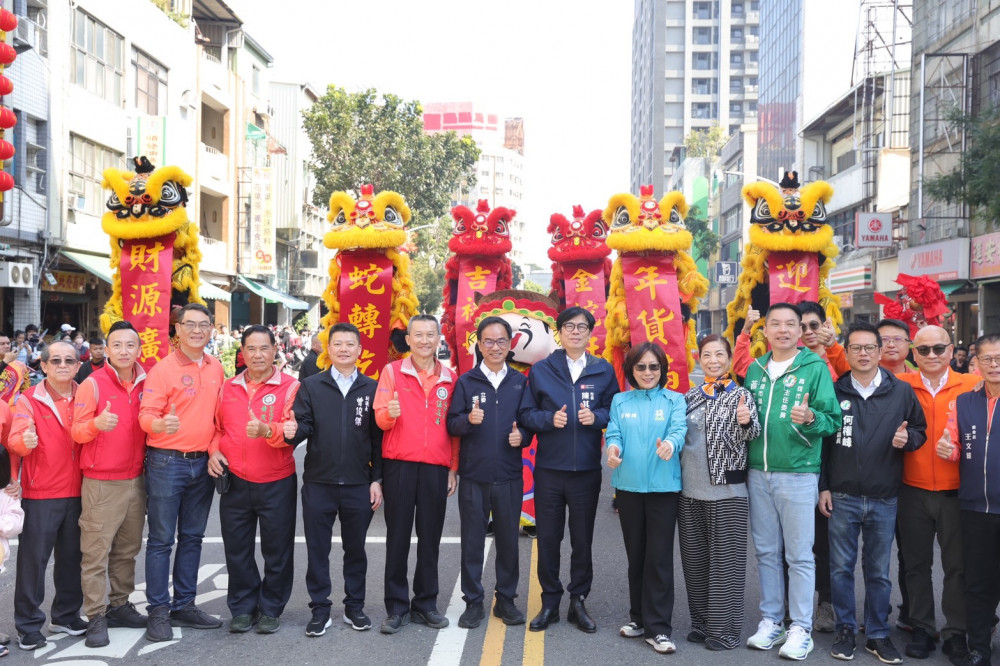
[522,539,544,665]
[480,603,507,666]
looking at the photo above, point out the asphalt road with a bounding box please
[0,444,972,665]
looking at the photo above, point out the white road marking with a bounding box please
[53,628,145,659]
[137,635,182,656]
[9,536,464,547]
[427,538,492,665]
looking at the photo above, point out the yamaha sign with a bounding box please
[855,212,893,248]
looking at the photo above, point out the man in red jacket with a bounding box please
[72,321,148,647]
[208,325,299,635]
[9,341,84,651]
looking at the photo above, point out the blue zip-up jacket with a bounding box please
[955,388,1000,514]
[447,364,529,484]
[518,350,619,472]
[606,387,687,493]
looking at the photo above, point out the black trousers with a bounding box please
[382,459,448,616]
[219,473,297,618]
[617,490,679,638]
[534,467,601,608]
[459,477,521,605]
[302,481,374,611]
[14,497,83,634]
[960,509,1000,656]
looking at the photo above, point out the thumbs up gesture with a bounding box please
[937,428,957,460]
[892,421,909,449]
[577,401,595,426]
[818,320,837,348]
[469,396,484,425]
[736,393,751,425]
[21,421,38,450]
[95,401,119,432]
[790,393,813,425]
[655,437,674,461]
[743,308,761,334]
[388,391,401,419]
[162,405,181,434]
[607,444,622,469]
[508,421,522,447]
[283,412,298,439]
[246,409,269,439]
[553,404,568,429]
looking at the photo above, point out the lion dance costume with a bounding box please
[602,185,708,392]
[441,199,513,373]
[319,184,419,378]
[473,290,559,529]
[100,157,204,370]
[724,171,841,357]
[873,273,948,338]
[548,205,612,356]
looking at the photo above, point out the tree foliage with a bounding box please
[408,216,454,315]
[302,87,481,219]
[522,279,546,295]
[924,106,1000,227]
[684,125,729,159]
[686,205,719,262]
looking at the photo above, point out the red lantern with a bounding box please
[0,10,16,32]
[0,171,14,192]
[0,140,13,161]
[0,107,14,129]
[0,43,14,66]
[0,75,11,96]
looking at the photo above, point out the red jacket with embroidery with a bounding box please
[9,382,82,499]
[72,362,147,480]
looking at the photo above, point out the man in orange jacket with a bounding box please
[896,325,980,661]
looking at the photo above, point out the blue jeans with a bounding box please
[748,469,818,631]
[828,492,897,638]
[144,449,215,610]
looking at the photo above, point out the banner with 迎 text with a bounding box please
[768,251,819,305]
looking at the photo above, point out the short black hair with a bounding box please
[798,301,826,321]
[108,321,137,335]
[407,314,440,334]
[329,322,361,344]
[179,302,213,322]
[25,324,38,333]
[241,324,275,346]
[766,302,802,321]
[623,341,669,389]
[846,321,882,348]
[557,306,596,330]
[477,316,512,340]
[876,318,910,340]
[974,334,1000,350]
[89,336,105,346]
[955,345,968,353]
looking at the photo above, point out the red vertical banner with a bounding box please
[454,256,501,374]
[768,251,820,305]
[121,235,175,371]
[621,254,690,392]
[338,251,394,379]
[561,260,609,355]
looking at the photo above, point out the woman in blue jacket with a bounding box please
[606,341,687,655]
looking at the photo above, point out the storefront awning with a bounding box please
[62,251,231,302]
[236,275,309,310]
[939,280,971,297]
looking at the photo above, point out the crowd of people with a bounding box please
[0,301,996,666]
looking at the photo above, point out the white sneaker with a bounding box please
[748,618,787,650]
[619,621,643,638]
[646,634,677,654]
[779,625,814,661]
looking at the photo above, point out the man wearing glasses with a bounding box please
[518,306,619,633]
[9,341,85,651]
[138,303,225,642]
[447,316,530,630]
[895,325,980,661]
[818,322,926,663]
[877,319,917,376]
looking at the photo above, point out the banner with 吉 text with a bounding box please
[454,256,502,374]
[250,167,276,275]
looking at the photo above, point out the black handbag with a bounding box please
[214,463,230,495]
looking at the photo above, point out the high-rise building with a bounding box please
[630,0,761,194]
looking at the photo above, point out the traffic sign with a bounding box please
[715,261,739,284]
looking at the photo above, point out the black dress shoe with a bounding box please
[493,599,526,626]
[567,596,596,633]
[529,606,559,632]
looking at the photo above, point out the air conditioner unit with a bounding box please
[0,262,33,288]
[68,195,85,211]
[13,21,36,49]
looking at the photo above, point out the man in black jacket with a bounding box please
[518,306,619,633]
[287,322,383,638]
[74,337,106,383]
[298,333,322,380]
[447,316,529,630]
[819,322,926,663]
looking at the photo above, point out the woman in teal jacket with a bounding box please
[606,341,687,656]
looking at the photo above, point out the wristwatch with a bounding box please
[265,427,273,438]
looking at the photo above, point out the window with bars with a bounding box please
[68,135,123,217]
[70,9,124,107]
[133,49,168,116]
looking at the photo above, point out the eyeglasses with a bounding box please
[801,321,822,331]
[635,363,661,372]
[481,338,510,349]
[978,355,1000,366]
[561,322,592,333]
[46,358,79,366]
[847,344,880,354]
[914,343,951,357]
[881,336,909,346]
[180,321,213,332]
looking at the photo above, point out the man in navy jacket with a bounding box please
[518,306,619,633]
[447,316,530,630]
